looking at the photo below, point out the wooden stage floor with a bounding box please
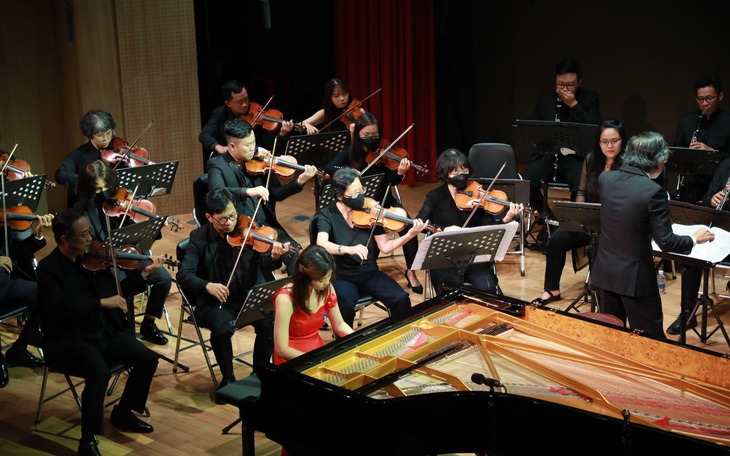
[1,179,728,455]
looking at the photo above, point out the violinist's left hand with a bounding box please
[35,213,54,238]
[22,171,33,179]
[296,165,318,186]
[279,120,294,136]
[271,242,287,260]
[503,203,524,223]
[397,158,411,176]
[408,218,428,237]
[142,256,166,278]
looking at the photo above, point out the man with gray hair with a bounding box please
[591,131,714,338]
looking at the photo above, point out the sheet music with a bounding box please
[652,223,730,264]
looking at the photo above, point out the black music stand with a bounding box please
[285,131,350,208]
[231,276,292,328]
[513,120,597,221]
[316,173,385,213]
[666,147,722,201]
[661,201,730,348]
[411,223,518,297]
[553,202,602,313]
[0,174,46,212]
[116,160,179,198]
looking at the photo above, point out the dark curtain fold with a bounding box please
[334,0,437,185]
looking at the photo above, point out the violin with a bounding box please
[453,180,531,215]
[351,197,438,234]
[101,136,153,167]
[80,239,179,272]
[0,205,38,231]
[364,137,429,175]
[245,150,328,179]
[0,153,56,189]
[102,187,158,222]
[240,101,306,133]
[226,215,298,253]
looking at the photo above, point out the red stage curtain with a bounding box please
[334,0,437,185]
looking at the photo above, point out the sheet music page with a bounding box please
[651,223,730,264]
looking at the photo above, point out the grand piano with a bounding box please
[228,286,730,455]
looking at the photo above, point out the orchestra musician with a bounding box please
[669,158,730,335]
[198,80,294,168]
[322,112,424,293]
[56,110,128,209]
[301,78,366,134]
[415,148,523,296]
[0,211,53,387]
[532,119,626,306]
[521,58,601,217]
[37,209,162,456]
[74,160,172,346]
[591,131,714,338]
[207,118,316,275]
[176,188,287,387]
[316,167,427,328]
[272,245,353,365]
[672,75,730,204]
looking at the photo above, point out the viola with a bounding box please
[453,180,531,215]
[240,101,306,133]
[0,205,38,231]
[351,197,438,234]
[226,215,298,253]
[364,138,429,176]
[0,153,56,189]
[80,239,179,272]
[101,136,153,167]
[245,150,328,179]
[102,187,158,222]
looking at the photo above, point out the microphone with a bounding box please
[261,0,271,29]
[471,373,503,388]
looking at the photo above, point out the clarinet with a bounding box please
[555,93,562,122]
[690,111,704,144]
[716,176,730,210]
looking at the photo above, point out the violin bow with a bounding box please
[119,184,140,226]
[250,95,275,128]
[104,213,130,328]
[361,123,415,175]
[361,184,391,266]
[222,138,278,308]
[462,161,507,229]
[113,120,154,170]
[1,141,19,261]
[318,88,382,133]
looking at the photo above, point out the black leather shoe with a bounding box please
[77,438,102,456]
[5,347,45,368]
[110,406,154,433]
[140,320,168,345]
[666,312,698,335]
[0,352,9,388]
[405,271,424,295]
[531,291,561,306]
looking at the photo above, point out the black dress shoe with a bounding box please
[0,352,9,388]
[531,291,561,306]
[666,312,698,335]
[405,271,424,294]
[139,320,169,345]
[78,438,102,456]
[110,406,154,433]
[5,347,45,368]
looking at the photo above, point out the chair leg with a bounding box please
[172,302,187,373]
[65,374,83,411]
[222,417,242,434]
[35,366,50,424]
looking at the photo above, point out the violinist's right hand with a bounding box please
[345,244,369,261]
[205,282,230,303]
[214,144,228,154]
[303,122,319,135]
[246,186,270,201]
[101,295,127,313]
[0,256,12,274]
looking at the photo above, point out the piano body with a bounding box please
[238,287,730,455]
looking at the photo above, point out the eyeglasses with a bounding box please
[212,213,237,224]
[359,134,379,140]
[599,139,622,147]
[93,130,114,140]
[696,96,717,103]
[343,189,365,199]
[556,82,577,89]
[70,230,92,239]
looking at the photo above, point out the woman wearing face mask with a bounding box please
[415,148,523,296]
[301,78,365,134]
[322,112,424,293]
[315,167,427,328]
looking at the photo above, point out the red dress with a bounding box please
[272,288,338,365]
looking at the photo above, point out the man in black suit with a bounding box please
[207,118,317,275]
[591,131,714,338]
[36,209,162,456]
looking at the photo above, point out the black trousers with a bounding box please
[542,229,591,291]
[333,270,411,328]
[680,253,730,313]
[599,289,666,339]
[521,154,583,213]
[429,262,498,296]
[0,276,42,348]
